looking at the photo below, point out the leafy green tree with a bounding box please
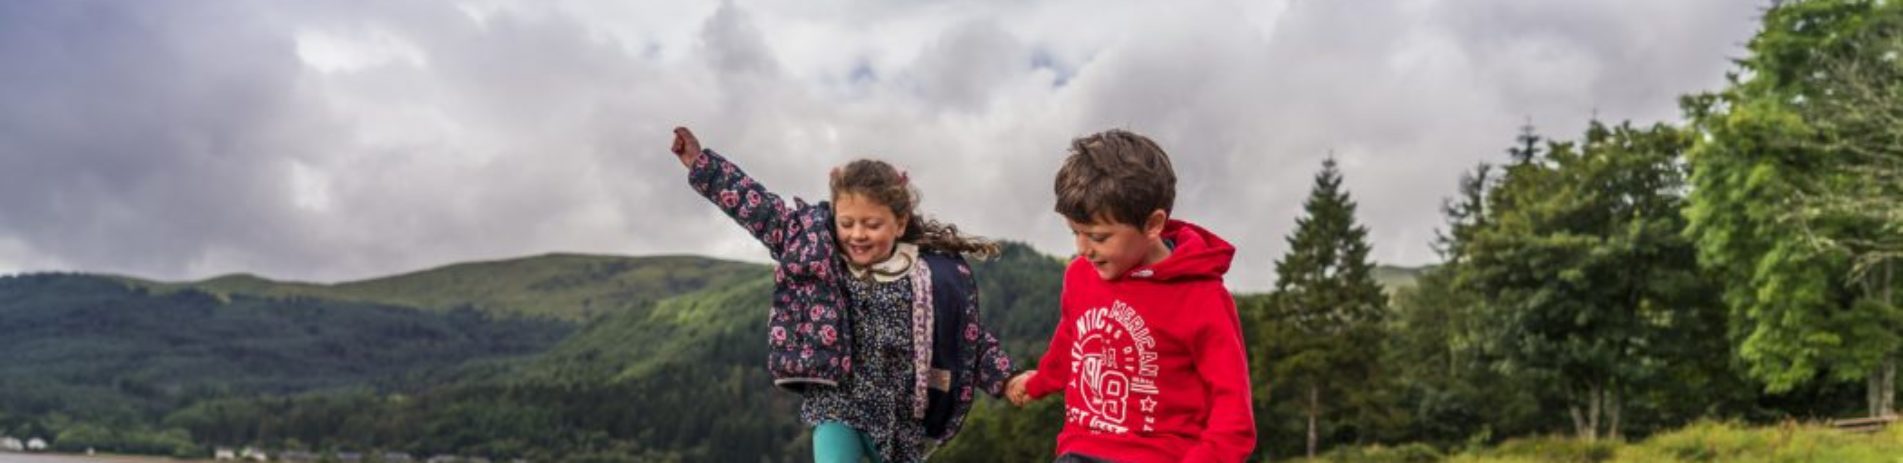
[1682,0,1901,416]
[1783,0,1903,416]
[1464,122,1722,440]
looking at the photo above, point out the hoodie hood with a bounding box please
[1126,219,1233,282]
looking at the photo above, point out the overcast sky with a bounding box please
[0,0,1767,292]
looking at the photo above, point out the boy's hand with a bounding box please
[1006,370,1036,406]
[670,127,702,168]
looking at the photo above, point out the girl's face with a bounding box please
[833,192,908,267]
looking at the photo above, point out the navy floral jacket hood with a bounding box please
[686,149,1014,442]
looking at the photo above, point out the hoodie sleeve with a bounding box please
[686,149,807,261]
[1024,318,1072,399]
[1182,288,1257,463]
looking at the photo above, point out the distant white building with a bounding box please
[215,447,238,460]
[25,438,47,451]
[1,437,22,452]
[241,446,269,461]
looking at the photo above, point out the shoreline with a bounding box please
[0,453,210,463]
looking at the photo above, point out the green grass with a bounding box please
[1283,442,1445,463]
[1611,420,1903,463]
[1296,420,1903,463]
[522,275,774,382]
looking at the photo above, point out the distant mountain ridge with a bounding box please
[114,253,770,321]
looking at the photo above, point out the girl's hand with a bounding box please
[1006,370,1036,406]
[670,127,703,168]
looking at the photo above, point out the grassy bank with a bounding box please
[1284,420,1903,463]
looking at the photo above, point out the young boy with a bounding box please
[1006,129,1256,462]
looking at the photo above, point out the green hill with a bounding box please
[0,273,573,424]
[486,241,1069,461]
[1373,264,1429,295]
[125,253,768,321]
[0,244,1069,461]
[521,241,1065,385]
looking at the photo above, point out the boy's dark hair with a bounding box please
[831,159,1001,258]
[1053,129,1177,227]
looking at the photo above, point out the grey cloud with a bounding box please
[0,2,332,277]
[0,1,754,281]
[906,19,1028,112]
[0,0,1767,292]
[703,2,780,77]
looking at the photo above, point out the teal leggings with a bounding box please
[813,422,881,463]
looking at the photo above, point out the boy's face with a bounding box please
[1065,210,1167,280]
[834,192,908,267]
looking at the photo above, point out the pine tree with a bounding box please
[1507,119,1543,165]
[1257,156,1388,458]
[1432,163,1493,263]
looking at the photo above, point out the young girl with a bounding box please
[668,127,1015,462]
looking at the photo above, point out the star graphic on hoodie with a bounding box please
[1140,395,1158,413]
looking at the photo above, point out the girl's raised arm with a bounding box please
[670,127,815,261]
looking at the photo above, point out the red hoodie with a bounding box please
[1025,220,1256,463]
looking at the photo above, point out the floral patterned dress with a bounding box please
[800,274,929,462]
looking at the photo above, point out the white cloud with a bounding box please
[295,26,430,74]
[0,236,63,277]
[0,0,1767,291]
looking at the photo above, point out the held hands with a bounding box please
[1006,370,1037,407]
[670,127,702,169]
